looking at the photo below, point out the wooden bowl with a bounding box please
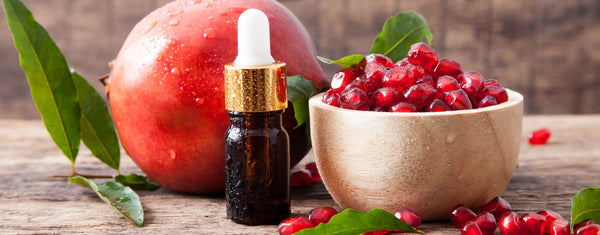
[308,90,523,221]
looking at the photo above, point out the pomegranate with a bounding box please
[108,0,327,193]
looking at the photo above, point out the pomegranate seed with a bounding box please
[577,224,600,235]
[372,106,389,112]
[370,87,402,108]
[483,79,501,87]
[406,64,431,80]
[432,58,462,78]
[478,85,508,104]
[520,213,546,235]
[407,42,438,70]
[477,96,498,108]
[290,169,312,187]
[363,230,390,235]
[575,219,597,233]
[330,68,359,94]
[415,75,435,87]
[549,219,570,235]
[278,216,314,235]
[462,221,484,235]
[395,58,410,67]
[443,89,473,110]
[403,83,437,109]
[362,62,386,93]
[322,89,340,107]
[427,99,452,112]
[474,212,497,235]
[479,197,512,220]
[344,79,368,93]
[436,75,461,93]
[451,206,477,228]
[339,87,369,110]
[383,67,415,91]
[390,102,417,112]
[394,208,422,229]
[499,211,521,235]
[457,72,485,100]
[308,206,338,226]
[529,128,551,145]
[303,162,320,182]
[537,210,564,234]
[365,54,394,68]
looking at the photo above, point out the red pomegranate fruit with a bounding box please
[108,0,327,193]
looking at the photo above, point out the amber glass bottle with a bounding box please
[224,62,290,225]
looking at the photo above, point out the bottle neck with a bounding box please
[227,110,284,128]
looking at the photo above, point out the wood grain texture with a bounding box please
[1,115,599,234]
[0,0,599,118]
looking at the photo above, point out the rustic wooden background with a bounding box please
[1,0,599,119]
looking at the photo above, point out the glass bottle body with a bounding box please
[225,110,290,225]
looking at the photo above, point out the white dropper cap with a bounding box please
[234,9,276,66]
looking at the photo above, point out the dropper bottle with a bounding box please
[223,9,290,225]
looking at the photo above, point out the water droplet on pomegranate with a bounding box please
[156,54,163,62]
[169,149,177,160]
[169,19,179,26]
[167,9,184,17]
[195,98,205,105]
[447,133,456,143]
[171,67,180,76]
[144,21,157,33]
[203,28,216,39]
[208,15,214,21]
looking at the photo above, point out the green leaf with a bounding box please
[571,187,600,228]
[72,71,120,171]
[3,0,80,163]
[370,11,434,62]
[69,176,144,227]
[317,55,365,68]
[287,75,317,129]
[113,174,161,191]
[294,208,421,235]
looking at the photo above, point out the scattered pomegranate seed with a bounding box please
[436,75,461,93]
[370,87,402,108]
[462,221,484,235]
[432,58,462,78]
[403,83,437,109]
[303,162,320,182]
[308,207,338,226]
[443,89,473,110]
[537,210,564,234]
[576,224,600,235]
[451,206,477,228]
[479,196,512,220]
[407,42,438,70]
[365,53,394,68]
[339,87,369,110]
[520,213,546,235]
[529,128,551,145]
[383,67,415,91]
[390,102,417,113]
[330,68,359,94]
[322,89,340,107]
[278,216,314,235]
[427,99,452,112]
[549,219,571,235]
[499,211,521,235]
[474,212,497,235]
[394,208,422,229]
[290,169,312,187]
[476,96,498,108]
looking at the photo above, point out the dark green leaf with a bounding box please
[317,55,365,68]
[3,0,80,162]
[294,208,421,235]
[287,75,317,129]
[69,176,144,227]
[72,71,120,171]
[571,187,600,228]
[370,11,433,62]
[113,174,161,191]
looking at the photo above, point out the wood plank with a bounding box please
[1,115,599,233]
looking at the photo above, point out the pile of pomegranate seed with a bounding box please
[291,162,321,187]
[322,42,509,112]
[451,196,578,235]
[529,128,552,145]
[278,207,421,235]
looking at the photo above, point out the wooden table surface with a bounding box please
[1,115,599,234]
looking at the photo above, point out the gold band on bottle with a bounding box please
[224,62,288,112]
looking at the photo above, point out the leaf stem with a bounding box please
[46,172,113,179]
